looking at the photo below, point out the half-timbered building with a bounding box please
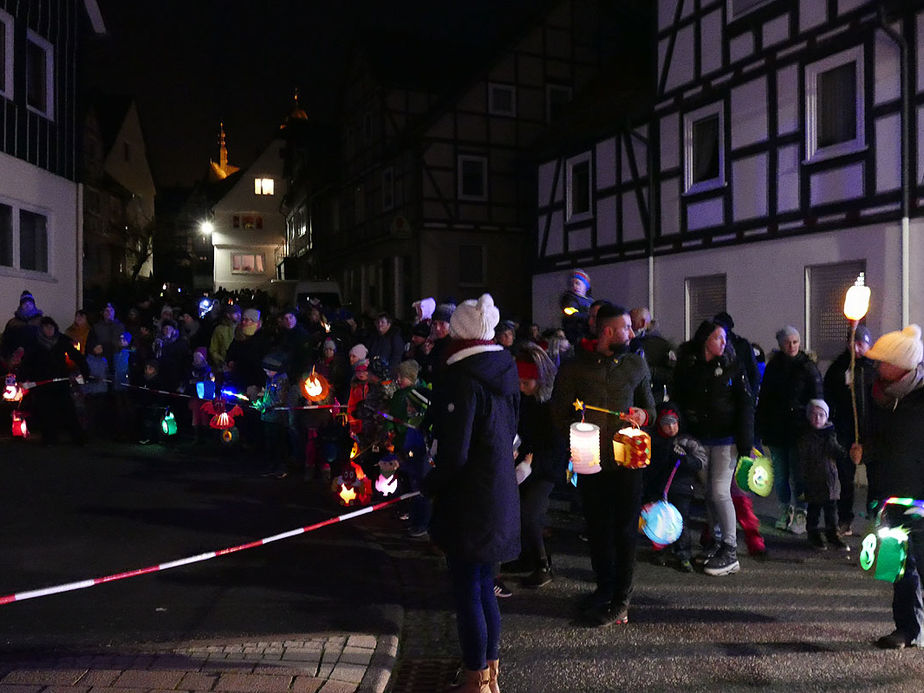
[0,0,104,324]
[534,0,924,365]
[283,0,629,320]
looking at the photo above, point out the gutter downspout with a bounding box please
[878,9,911,326]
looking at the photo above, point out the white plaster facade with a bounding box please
[211,138,286,292]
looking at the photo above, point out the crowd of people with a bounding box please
[2,268,923,691]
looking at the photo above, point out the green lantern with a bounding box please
[735,453,774,497]
[859,532,877,572]
[161,410,178,436]
[874,528,909,583]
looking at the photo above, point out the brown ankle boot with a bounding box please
[453,668,490,693]
[487,659,500,693]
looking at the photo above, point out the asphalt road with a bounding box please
[0,435,400,655]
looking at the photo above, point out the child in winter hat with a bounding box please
[348,343,368,365]
[865,324,924,372]
[449,294,501,341]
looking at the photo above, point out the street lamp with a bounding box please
[200,220,214,234]
[843,273,871,444]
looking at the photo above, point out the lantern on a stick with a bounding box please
[639,500,683,545]
[612,427,651,469]
[301,368,330,402]
[843,273,871,445]
[735,451,774,496]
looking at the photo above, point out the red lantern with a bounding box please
[300,368,330,402]
[333,460,373,506]
[201,400,244,430]
[12,411,28,438]
[612,427,651,469]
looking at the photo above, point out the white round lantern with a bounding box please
[570,421,601,475]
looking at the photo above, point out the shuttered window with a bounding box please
[685,274,726,340]
[807,260,865,361]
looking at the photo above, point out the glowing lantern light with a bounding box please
[570,422,601,474]
[339,485,357,504]
[562,306,578,316]
[858,527,909,582]
[161,410,178,436]
[221,427,239,445]
[843,273,871,321]
[12,411,28,438]
[201,401,243,430]
[375,474,398,496]
[300,368,330,402]
[4,375,23,402]
[735,453,774,497]
[333,460,372,506]
[612,427,651,469]
[196,380,216,400]
[639,500,683,545]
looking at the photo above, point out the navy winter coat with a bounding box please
[424,345,521,563]
[756,350,822,446]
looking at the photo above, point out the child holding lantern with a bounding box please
[643,403,706,572]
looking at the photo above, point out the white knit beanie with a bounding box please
[450,294,500,340]
[866,324,923,371]
[807,399,829,420]
[349,343,368,361]
[414,297,436,322]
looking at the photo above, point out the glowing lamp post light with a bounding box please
[569,422,601,474]
[843,273,871,444]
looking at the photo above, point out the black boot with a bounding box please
[522,557,553,588]
[808,530,827,551]
[825,527,847,550]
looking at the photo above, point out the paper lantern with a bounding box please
[333,461,372,506]
[570,422,601,474]
[300,369,330,402]
[612,427,651,469]
[375,473,398,496]
[160,410,178,436]
[843,274,871,321]
[12,411,28,438]
[639,500,683,545]
[859,527,908,582]
[735,454,774,496]
[221,427,239,445]
[196,380,216,400]
[3,375,23,402]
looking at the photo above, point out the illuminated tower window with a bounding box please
[254,177,275,195]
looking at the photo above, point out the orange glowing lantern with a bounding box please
[300,368,330,402]
[201,400,243,430]
[333,460,373,506]
[339,485,357,503]
[12,411,28,438]
[221,427,239,445]
[612,427,651,469]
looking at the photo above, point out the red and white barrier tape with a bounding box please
[0,491,420,606]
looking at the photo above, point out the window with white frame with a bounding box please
[458,155,488,200]
[382,167,394,210]
[459,244,485,286]
[25,30,53,118]
[685,274,726,340]
[0,10,13,100]
[728,0,774,21]
[566,152,592,222]
[488,83,516,116]
[254,177,274,195]
[546,84,572,123]
[684,102,725,193]
[231,252,265,274]
[807,260,866,361]
[805,46,865,162]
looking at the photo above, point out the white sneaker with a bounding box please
[790,510,807,535]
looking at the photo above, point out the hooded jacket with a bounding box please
[797,424,845,504]
[756,350,823,446]
[424,343,521,563]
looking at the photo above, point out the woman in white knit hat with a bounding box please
[855,324,924,649]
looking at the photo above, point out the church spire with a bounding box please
[209,121,240,182]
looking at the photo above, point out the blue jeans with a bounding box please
[446,557,500,671]
[768,444,806,511]
[892,520,924,645]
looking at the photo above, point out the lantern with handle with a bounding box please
[859,497,923,582]
[161,409,178,436]
[3,375,23,402]
[735,450,774,497]
[612,427,651,469]
[569,422,601,474]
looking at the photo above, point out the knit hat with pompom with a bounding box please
[866,324,923,371]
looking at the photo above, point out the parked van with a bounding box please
[263,279,343,311]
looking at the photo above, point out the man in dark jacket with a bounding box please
[424,293,520,692]
[856,324,924,649]
[630,306,676,401]
[823,325,876,535]
[551,303,656,627]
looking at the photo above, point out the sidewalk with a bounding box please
[0,631,398,693]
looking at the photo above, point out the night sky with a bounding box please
[83,0,547,189]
